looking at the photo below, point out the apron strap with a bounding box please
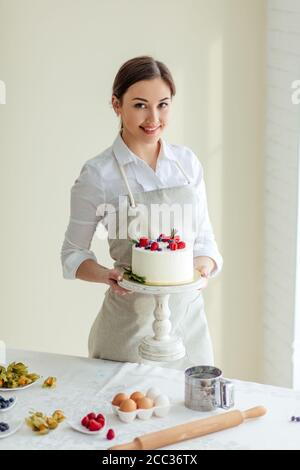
[174,160,192,185]
[118,163,137,209]
[113,149,191,208]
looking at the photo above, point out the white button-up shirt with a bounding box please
[61,132,223,279]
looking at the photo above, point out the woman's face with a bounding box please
[112,77,172,141]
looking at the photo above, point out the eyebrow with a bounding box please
[132,97,171,102]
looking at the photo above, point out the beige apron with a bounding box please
[88,152,214,370]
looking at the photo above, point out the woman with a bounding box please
[61,56,223,369]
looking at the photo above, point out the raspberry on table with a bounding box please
[106,428,115,440]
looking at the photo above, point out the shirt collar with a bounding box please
[112,130,177,166]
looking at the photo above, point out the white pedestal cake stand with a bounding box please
[118,271,207,363]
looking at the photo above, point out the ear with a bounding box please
[112,95,120,115]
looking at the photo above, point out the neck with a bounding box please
[120,129,161,168]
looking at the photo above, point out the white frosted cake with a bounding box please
[130,232,194,286]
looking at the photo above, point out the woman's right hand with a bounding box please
[76,260,132,295]
[103,268,133,296]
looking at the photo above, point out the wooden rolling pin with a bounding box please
[109,406,267,450]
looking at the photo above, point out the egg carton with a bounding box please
[112,404,170,423]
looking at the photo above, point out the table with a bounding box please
[0,349,299,450]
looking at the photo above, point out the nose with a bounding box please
[146,106,161,125]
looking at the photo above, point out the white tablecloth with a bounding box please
[0,349,299,450]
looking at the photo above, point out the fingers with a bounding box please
[108,279,133,295]
[199,266,209,278]
[109,269,123,282]
[108,270,133,296]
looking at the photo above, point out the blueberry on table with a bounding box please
[0,422,9,432]
[290,416,300,422]
[0,396,14,409]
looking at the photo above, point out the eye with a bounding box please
[134,102,169,109]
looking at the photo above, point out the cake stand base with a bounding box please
[138,335,185,362]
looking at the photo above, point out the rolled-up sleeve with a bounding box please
[192,156,223,278]
[61,163,105,280]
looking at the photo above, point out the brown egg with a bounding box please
[130,391,145,403]
[136,397,154,409]
[119,398,137,412]
[112,392,129,406]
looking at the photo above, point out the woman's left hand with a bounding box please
[194,256,216,289]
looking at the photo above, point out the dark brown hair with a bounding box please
[112,56,176,130]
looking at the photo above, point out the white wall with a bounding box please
[263,0,300,387]
[0,0,266,382]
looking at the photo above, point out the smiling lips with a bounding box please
[140,126,161,134]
